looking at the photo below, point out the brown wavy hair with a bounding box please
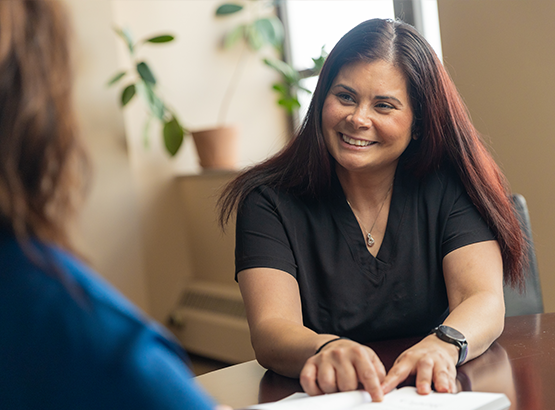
[0,0,89,253]
[219,18,525,287]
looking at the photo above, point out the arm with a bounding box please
[238,268,386,400]
[382,239,505,395]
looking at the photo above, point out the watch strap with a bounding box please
[430,325,468,366]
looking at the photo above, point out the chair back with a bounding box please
[503,194,544,316]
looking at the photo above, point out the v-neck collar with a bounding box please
[330,165,409,285]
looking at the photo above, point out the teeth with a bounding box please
[341,133,373,147]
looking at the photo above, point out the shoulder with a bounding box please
[399,164,466,201]
[239,184,318,215]
[0,233,177,352]
[0,234,214,408]
[47,245,184,357]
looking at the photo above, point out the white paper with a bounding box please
[246,390,371,410]
[246,387,510,410]
[352,387,510,410]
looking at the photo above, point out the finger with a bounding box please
[331,350,359,392]
[381,359,413,394]
[300,362,324,396]
[414,357,434,395]
[431,365,456,394]
[353,357,384,401]
[451,375,458,393]
[370,353,387,383]
[316,361,340,394]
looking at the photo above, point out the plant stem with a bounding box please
[218,42,249,126]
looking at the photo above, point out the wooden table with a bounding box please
[196,313,555,409]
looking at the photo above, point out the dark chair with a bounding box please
[503,194,544,317]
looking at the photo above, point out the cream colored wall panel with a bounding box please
[63,0,150,312]
[438,0,555,312]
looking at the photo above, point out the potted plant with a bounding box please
[215,1,284,124]
[263,47,327,115]
[108,27,238,170]
[215,1,327,124]
[107,28,185,157]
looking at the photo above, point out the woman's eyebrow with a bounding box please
[375,95,404,106]
[332,84,357,94]
[331,84,405,106]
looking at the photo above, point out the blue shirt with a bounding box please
[0,229,216,409]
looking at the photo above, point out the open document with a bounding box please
[244,386,510,410]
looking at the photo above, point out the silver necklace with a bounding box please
[347,183,393,248]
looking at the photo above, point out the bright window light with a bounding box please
[284,0,442,123]
[285,0,395,122]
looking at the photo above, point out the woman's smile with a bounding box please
[340,132,377,148]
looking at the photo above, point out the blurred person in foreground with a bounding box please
[0,2,229,409]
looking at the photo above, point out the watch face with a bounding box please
[439,325,465,341]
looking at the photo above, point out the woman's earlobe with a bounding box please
[411,125,421,140]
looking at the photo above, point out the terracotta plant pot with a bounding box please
[191,126,238,170]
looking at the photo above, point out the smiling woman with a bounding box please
[218,18,525,402]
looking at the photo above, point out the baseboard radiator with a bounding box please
[168,281,255,364]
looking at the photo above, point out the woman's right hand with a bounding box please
[299,338,386,401]
[238,268,386,401]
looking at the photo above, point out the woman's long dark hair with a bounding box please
[0,0,89,253]
[219,18,525,287]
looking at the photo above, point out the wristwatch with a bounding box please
[430,324,468,366]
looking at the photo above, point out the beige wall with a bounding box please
[177,172,238,288]
[64,0,288,324]
[438,0,555,312]
[64,0,150,312]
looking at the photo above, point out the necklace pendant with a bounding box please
[366,232,375,247]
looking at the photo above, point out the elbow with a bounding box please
[252,344,272,370]
[251,335,301,378]
[250,334,277,372]
[495,306,505,340]
[494,293,506,338]
[493,316,504,341]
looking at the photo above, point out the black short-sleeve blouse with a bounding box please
[235,164,495,342]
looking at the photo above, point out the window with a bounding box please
[282,0,442,124]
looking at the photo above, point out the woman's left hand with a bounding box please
[381,334,459,395]
[380,240,506,396]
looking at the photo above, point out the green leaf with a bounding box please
[145,34,175,44]
[263,58,299,85]
[311,46,328,73]
[245,23,264,51]
[272,83,287,93]
[107,71,126,87]
[114,27,134,54]
[163,116,184,156]
[121,84,136,106]
[141,82,165,120]
[253,16,284,49]
[278,97,301,113]
[137,61,156,85]
[215,3,243,15]
[223,25,245,49]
